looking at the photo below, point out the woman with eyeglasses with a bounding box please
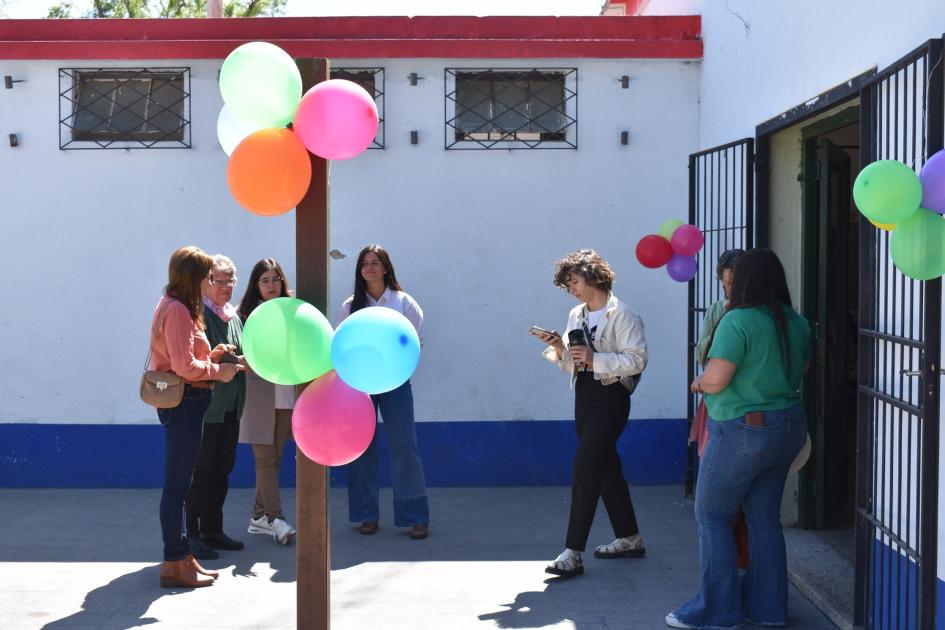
[185,254,248,561]
[150,246,243,589]
[336,245,430,540]
[237,258,297,545]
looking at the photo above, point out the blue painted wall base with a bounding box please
[0,419,688,488]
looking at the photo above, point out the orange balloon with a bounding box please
[227,128,312,216]
[869,219,896,231]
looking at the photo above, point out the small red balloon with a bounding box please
[636,235,674,268]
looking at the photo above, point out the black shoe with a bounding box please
[202,531,244,550]
[188,535,219,560]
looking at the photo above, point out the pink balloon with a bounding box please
[671,224,705,256]
[292,79,379,160]
[292,371,376,466]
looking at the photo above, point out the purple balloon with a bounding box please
[920,149,945,215]
[666,254,698,282]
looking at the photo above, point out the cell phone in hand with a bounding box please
[529,325,560,338]
[219,351,240,364]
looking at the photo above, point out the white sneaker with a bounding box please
[664,611,696,629]
[247,515,272,535]
[271,518,296,545]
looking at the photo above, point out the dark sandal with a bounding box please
[358,521,378,535]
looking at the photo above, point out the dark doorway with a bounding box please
[801,109,861,532]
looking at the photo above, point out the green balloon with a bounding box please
[853,160,922,225]
[658,219,685,240]
[242,297,333,385]
[219,41,303,128]
[889,208,945,280]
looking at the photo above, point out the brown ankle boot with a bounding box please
[160,558,215,588]
[186,554,220,579]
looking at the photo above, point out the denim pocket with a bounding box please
[737,417,781,462]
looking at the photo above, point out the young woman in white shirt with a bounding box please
[534,249,648,578]
[336,245,430,540]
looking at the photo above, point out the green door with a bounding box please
[801,136,855,529]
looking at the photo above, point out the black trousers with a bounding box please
[186,410,239,536]
[565,372,640,551]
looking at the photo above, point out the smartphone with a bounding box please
[529,325,560,338]
[219,351,240,364]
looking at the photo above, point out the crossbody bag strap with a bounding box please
[144,299,176,373]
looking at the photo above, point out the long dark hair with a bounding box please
[237,258,292,321]
[351,244,403,313]
[726,248,795,370]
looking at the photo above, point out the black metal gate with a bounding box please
[855,39,944,630]
[685,139,754,495]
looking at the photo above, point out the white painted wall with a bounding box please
[0,56,700,426]
[697,0,945,150]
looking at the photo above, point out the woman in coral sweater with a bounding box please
[149,246,243,588]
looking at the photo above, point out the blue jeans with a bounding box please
[673,404,807,630]
[347,381,429,527]
[157,386,211,561]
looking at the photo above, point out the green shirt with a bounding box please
[202,308,246,424]
[704,305,811,421]
[695,299,727,366]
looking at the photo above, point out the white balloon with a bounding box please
[216,105,265,156]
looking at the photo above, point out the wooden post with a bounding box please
[295,57,331,630]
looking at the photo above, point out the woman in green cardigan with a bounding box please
[185,254,247,560]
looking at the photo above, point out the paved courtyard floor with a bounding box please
[0,486,836,629]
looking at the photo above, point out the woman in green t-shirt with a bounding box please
[667,248,810,630]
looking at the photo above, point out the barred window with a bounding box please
[330,67,384,149]
[59,68,190,149]
[446,68,577,149]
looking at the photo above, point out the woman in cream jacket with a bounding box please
[534,249,648,579]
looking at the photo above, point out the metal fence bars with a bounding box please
[854,38,944,630]
[685,138,754,495]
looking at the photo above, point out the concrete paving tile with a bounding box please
[0,486,838,630]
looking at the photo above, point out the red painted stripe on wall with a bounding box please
[0,15,702,60]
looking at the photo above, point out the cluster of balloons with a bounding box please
[853,150,945,280]
[217,41,380,216]
[240,298,421,467]
[635,219,705,282]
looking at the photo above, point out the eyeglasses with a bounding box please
[209,276,238,287]
[259,277,283,286]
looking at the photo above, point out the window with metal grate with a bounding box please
[59,68,190,149]
[445,68,577,150]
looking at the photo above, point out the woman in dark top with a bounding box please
[185,254,247,560]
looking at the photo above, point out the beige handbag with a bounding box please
[140,301,185,409]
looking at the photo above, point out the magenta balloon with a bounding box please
[671,224,705,256]
[292,371,376,466]
[292,79,379,160]
[920,149,945,215]
[666,254,698,282]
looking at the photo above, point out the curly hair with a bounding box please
[553,249,615,292]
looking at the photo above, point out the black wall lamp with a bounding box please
[618,75,630,89]
[410,131,419,145]
[408,72,424,86]
[620,131,629,146]
[4,75,25,89]
[9,133,19,147]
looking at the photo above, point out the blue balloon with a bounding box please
[331,306,421,394]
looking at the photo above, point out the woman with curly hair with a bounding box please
[532,249,648,578]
